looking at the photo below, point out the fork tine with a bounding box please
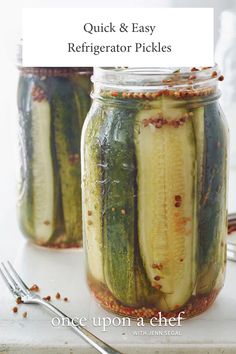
[0,266,15,294]
[7,261,29,291]
[1,262,20,290]
[1,262,27,296]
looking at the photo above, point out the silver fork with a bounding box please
[0,261,123,354]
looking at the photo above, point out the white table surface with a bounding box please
[0,187,236,354]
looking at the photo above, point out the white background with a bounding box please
[0,1,236,352]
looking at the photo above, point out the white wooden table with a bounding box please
[0,188,236,354]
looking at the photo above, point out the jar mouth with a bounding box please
[92,66,220,90]
[92,66,223,101]
[19,67,93,77]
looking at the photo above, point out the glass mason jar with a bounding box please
[81,67,228,319]
[17,66,92,248]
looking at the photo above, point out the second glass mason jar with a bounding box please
[82,67,228,319]
[17,67,92,248]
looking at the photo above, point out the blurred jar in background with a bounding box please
[216,10,236,167]
[17,66,92,248]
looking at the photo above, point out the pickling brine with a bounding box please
[81,67,228,319]
[17,67,92,248]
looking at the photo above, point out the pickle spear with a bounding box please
[135,97,198,311]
